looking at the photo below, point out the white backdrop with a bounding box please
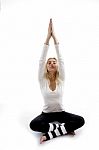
[0,0,99,149]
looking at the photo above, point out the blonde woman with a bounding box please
[29,19,85,144]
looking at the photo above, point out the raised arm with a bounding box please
[51,19,65,81]
[38,19,52,82]
[54,43,65,81]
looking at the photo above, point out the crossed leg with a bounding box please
[29,111,85,144]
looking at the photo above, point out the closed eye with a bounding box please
[48,61,56,64]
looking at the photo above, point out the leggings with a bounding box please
[29,111,85,140]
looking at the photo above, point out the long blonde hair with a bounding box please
[44,57,61,85]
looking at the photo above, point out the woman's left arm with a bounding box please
[54,42,65,81]
[51,20,65,81]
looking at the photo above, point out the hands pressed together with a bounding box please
[45,18,59,45]
[47,18,55,38]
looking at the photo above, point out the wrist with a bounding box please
[53,36,58,44]
[52,34,55,39]
[45,36,50,45]
[47,34,51,39]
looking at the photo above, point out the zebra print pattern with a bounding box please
[45,123,67,140]
[49,123,60,131]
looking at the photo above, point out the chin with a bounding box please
[51,70,56,72]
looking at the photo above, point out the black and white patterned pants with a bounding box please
[29,111,85,141]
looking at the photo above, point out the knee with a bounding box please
[29,120,39,131]
[79,116,85,127]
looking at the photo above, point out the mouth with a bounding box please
[50,67,54,69]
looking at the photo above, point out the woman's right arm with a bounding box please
[38,38,49,82]
[38,19,52,82]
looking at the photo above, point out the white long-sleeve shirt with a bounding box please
[38,43,65,113]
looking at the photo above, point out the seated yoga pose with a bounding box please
[29,18,85,144]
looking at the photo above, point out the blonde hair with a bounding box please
[44,57,62,85]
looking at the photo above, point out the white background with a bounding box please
[0,0,99,149]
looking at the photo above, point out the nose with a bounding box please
[51,63,54,67]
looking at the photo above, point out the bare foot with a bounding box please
[67,131,75,136]
[40,135,47,144]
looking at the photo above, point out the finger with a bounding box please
[50,18,52,23]
[51,23,53,30]
[49,22,51,28]
[49,20,51,25]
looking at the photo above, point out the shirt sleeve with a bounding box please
[38,44,49,82]
[54,43,65,81]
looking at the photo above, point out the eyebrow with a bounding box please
[48,60,56,63]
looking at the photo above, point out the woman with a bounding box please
[29,18,85,144]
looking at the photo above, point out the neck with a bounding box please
[48,72,56,81]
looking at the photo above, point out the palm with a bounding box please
[48,18,55,37]
[47,19,52,37]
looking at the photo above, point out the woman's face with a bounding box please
[46,58,58,73]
